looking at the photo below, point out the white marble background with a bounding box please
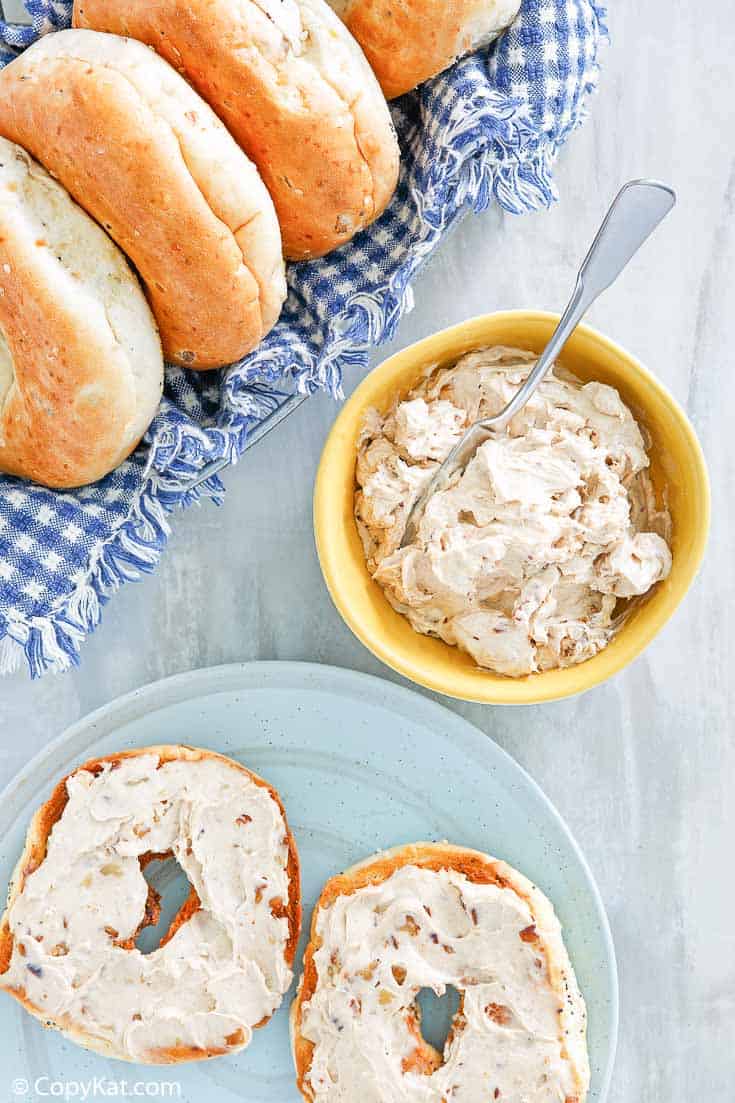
[0,1,733,1099]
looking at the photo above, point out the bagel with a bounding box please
[326,0,522,99]
[0,745,301,1064]
[0,30,287,369]
[73,0,400,261]
[292,842,589,1102]
[0,137,162,488]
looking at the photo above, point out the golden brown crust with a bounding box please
[0,140,163,488]
[340,0,517,99]
[73,0,400,261]
[291,842,589,1102]
[0,32,285,369]
[0,250,134,488]
[0,743,302,1065]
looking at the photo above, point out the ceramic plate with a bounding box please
[0,663,618,1102]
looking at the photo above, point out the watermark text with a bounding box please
[11,1077,181,1100]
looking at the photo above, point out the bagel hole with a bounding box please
[135,853,192,955]
[416,985,461,1055]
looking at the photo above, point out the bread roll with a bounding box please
[326,0,522,99]
[0,138,162,488]
[0,30,286,369]
[73,0,400,261]
[0,744,302,1063]
[292,842,589,1103]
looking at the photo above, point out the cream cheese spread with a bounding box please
[2,752,294,1061]
[299,863,584,1102]
[355,346,673,676]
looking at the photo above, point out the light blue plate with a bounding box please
[0,663,618,1102]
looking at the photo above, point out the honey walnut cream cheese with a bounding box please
[292,843,589,1103]
[355,346,673,676]
[0,745,301,1064]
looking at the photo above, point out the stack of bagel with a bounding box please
[0,0,520,488]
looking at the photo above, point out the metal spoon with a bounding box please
[399,179,676,548]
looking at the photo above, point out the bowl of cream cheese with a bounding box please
[314,312,710,704]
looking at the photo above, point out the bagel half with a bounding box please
[292,842,590,1102]
[327,0,522,99]
[0,30,287,369]
[0,137,162,488]
[73,0,400,260]
[0,744,302,1064]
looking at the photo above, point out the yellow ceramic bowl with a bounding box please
[314,312,710,704]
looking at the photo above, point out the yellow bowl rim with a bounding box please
[314,311,711,705]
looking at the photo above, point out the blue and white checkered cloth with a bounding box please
[0,0,607,677]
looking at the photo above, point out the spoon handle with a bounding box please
[486,179,676,432]
[399,180,676,548]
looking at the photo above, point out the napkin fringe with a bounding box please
[0,380,292,677]
[0,79,594,678]
[1,462,227,678]
[241,87,567,402]
[0,2,608,679]
[591,2,609,35]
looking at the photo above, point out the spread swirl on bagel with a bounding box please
[0,745,301,1064]
[292,843,589,1102]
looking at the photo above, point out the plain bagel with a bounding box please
[326,0,522,99]
[0,30,287,369]
[73,0,400,261]
[0,138,162,489]
[0,744,302,1064]
[292,842,590,1102]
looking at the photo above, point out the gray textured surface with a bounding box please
[0,3,733,1100]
